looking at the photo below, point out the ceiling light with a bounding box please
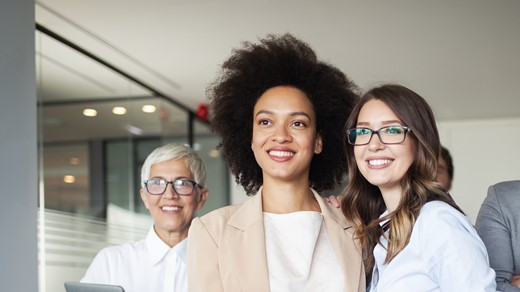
[83,108,97,117]
[112,106,127,115]
[142,104,156,113]
[70,157,80,165]
[63,175,75,184]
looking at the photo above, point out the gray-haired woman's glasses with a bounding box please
[347,125,411,146]
[144,178,202,196]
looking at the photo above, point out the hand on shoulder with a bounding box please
[326,195,342,209]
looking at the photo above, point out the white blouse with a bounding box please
[369,201,497,292]
[81,226,187,292]
[264,211,344,292]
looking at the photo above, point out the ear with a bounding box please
[314,133,323,154]
[140,188,150,210]
[196,188,209,210]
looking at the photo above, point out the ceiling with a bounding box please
[35,0,520,124]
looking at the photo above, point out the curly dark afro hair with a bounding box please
[207,33,359,195]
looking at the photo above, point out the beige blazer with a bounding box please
[187,188,365,292]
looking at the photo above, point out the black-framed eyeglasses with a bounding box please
[347,125,411,146]
[144,178,202,196]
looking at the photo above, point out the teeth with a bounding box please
[368,159,392,166]
[162,206,180,211]
[269,150,294,157]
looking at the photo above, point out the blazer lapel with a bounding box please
[316,192,364,292]
[226,189,271,292]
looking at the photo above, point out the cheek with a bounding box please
[399,144,416,173]
[145,196,159,208]
[182,197,198,210]
[406,142,417,165]
[353,147,364,164]
[251,130,266,147]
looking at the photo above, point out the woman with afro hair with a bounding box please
[187,33,364,292]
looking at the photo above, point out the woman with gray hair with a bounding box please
[82,143,208,292]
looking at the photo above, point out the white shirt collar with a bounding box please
[145,225,188,265]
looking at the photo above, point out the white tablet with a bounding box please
[64,282,125,292]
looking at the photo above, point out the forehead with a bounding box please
[149,159,192,178]
[357,99,401,125]
[254,86,314,115]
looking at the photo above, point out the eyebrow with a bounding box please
[356,119,403,127]
[149,176,192,181]
[255,109,311,119]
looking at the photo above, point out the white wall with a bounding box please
[439,118,520,223]
[230,174,248,205]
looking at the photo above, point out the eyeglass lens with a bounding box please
[146,178,197,195]
[348,126,407,145]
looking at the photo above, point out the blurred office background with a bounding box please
[36,23,231,291]
[1,1,520,291]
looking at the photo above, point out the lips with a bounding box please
[161,205,181,211]
[268,150,295,157]
[367,159,393,166]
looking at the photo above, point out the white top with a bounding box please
[369,201,497,292]
[263,211,344,292]
[81,226,187,292]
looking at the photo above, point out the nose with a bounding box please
[367,132,385,151]
[162,182,180,199]
[271,125,291,143]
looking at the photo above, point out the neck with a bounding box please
[261,179,320,213]
[379,186,403,213]
[154,225,187,248]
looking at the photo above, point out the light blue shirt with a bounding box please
[369,201,497,292]
[82,226,187,292]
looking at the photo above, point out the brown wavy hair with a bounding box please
[208,33,359,195]
[340,84,463,279]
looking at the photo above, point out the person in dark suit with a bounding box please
[476,180,520,292]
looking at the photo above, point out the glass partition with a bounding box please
[36,26,228,292]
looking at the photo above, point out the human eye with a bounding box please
[174,179,192,189]
[383,126,405,135]
[257,119,271,126]
[149,178,166,186]
[292,121,307,128]
[356,128,372,136]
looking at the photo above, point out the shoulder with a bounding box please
[414,201,481,249]
[195,204,241,226]
[416,201,475,237]
[478,180,520,227]
[94,239,145,260]
[488,180,520,203]
[419,201,470,223]
[190,204,242,239]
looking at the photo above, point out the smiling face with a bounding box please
[251,86,322,186]
[354,99,416,196]
[140,159,207,244]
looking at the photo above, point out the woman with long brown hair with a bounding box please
[341,84,496,291]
